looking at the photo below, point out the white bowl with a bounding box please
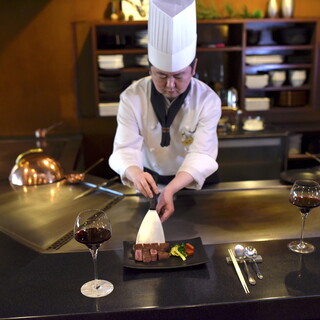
[290,79,306,87]
[289,70,306,79]
[269,71,286,87]
[272,79,285,87]
[289,70,306,86]
[245,74,269,89]
[270,70,286,80]
[135,54,149,67]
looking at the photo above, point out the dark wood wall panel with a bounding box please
[0,0,319,177]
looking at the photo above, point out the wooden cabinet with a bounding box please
[243,19,318,114]
[73,20,149,117]
[73,18,319,122]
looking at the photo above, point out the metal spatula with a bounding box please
[136,192,165,244]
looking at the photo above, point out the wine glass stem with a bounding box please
[299,211,308,248]
[90,248,99,289]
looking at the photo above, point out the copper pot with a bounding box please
[9,149,65,186]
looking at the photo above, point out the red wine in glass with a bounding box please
[288,180,320,254]
[289,196,320,214]
[74,209,114,297]
[75,227,111,250]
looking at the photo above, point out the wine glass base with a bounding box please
[81,279,114,298]
[288,240,315,254]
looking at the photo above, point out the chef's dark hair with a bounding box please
[148,58,197,70]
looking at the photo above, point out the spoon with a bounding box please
[235,244,256,285]
[65,157,105,184]
[35,121,63,138]
[244,246,263,280]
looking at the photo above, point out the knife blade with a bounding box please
[136,190,165,244]
[73,176,118,200]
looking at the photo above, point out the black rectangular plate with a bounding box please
[123,237,209,269]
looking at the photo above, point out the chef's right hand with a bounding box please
[133,171,159,198]
[125,166,159,198]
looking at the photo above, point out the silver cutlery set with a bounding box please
[227,244,264,293]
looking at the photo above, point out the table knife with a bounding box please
[73,176,118,200]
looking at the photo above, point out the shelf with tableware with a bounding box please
[242,19,318,117]
[73,18,319,122]
[93,21,149,109]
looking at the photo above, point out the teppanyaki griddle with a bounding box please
[280,167,320,184]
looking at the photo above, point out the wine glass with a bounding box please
[74,208,114,298]
[288,180,320,254]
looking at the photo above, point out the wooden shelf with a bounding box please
[245,64,312,72]
[197,46,242,52]
[97,49,147,54]
[73,18,319,121]
[245,45,314,51]
[99,67,148,74]
[246,85,311,92]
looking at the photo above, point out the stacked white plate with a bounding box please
[245,97,270,111]
[245,55,284,65]
[98,55,124,70]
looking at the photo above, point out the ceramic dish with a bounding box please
[245,98,270,111]
[123,237,209,269]
[245,74,269,89]
[245,55,284,65]
[269,70,286,87]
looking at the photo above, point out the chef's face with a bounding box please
[150,59,198,100]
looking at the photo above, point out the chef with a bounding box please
[109,0,221,222]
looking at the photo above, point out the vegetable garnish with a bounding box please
[170,243,194,261]
[185,243,195,256]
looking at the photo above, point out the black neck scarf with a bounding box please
[151,82,191,147]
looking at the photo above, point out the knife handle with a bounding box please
[149,190,158,210]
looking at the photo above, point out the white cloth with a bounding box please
[108,76,221,190]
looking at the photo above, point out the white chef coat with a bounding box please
[109,76,221,190]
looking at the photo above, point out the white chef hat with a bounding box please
[148,0,197,73]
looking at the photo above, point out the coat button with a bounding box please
[150,124,157,130]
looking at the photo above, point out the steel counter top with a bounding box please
[1,178,320,319]
[1,178,320,253]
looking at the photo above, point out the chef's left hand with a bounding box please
[156,171,194,222]
[156,188,175,222]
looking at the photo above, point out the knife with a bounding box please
[73,176,118,200]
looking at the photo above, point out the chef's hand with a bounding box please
[156,171,195,222]
[125,166,159,198]
[157,188,175,223]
